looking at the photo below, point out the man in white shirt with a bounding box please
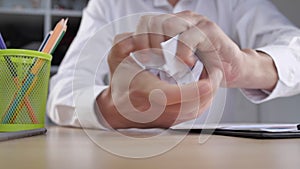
[47,0,300,129]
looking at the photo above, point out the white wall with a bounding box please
[258,0,300,123]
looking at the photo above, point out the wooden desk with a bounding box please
[0,126,299,169]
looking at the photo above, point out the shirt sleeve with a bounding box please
[232,0,300,103]
[47,0,113,129]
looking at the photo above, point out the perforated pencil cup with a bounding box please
[0,49,52,131]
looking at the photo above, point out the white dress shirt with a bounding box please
[47,0,300,129]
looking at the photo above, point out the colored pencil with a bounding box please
[1,19,68,123]
[42,18,68,54]
[0,33,38,124]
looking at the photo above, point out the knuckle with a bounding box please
[149,16,161,32]
[162,19,174,33]
[180,10,194,16]
[116,43,126,55]
[179,33,190,44]
[140,15,152,22]
[113,41,129,56]
[205,20,217,29]
[113,33,131,44]
[137,15,153,31]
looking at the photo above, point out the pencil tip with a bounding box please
[64,18,69,24]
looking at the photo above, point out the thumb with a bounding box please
[208,68,223,93]
[174,68,223,104]
[198,68,223,96]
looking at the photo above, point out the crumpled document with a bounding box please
[131,35,203,84]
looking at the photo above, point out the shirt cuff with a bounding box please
[74,86,109,130]
[242,45,300,104]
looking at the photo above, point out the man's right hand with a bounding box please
[96,33,223,129]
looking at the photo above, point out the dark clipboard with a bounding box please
[172,124,300,139]
[0,128,47,141]
[185,128,300,139]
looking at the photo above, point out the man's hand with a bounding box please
[96,33,223,129]
[133,11,278,91]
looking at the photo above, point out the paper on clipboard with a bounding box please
[219,124,299,132]
[171,123,299,133]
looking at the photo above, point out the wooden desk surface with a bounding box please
[0,126,300,169]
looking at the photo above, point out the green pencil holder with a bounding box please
[0,49,52,132]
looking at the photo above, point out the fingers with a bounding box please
[175,19,220,67]
[175,68,223,124]
[134,11,216,69]
[148,14,174,49]
[144,74,213,105]
[149,69,222,127]
[134,14,173,50]
[133,15,153,50]
[124,66,223,128]
[109,32,135,74]
[143,67,221,106]
[108,12,226,128]
[176,25,209,66]
[177,68,223,121]
[133,11,204,50]
[113,32,134,44]
[162,11,204,37]
[132,11,229,71]
[111,11,209,62]
[203,68,223,98]
[110,32,135,62]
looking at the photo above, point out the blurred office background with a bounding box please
[0,0,299,124]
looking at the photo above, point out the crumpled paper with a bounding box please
[131,35,203,84]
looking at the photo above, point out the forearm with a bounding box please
[233,49,278,91]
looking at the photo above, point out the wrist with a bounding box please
[238,49,278,91]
